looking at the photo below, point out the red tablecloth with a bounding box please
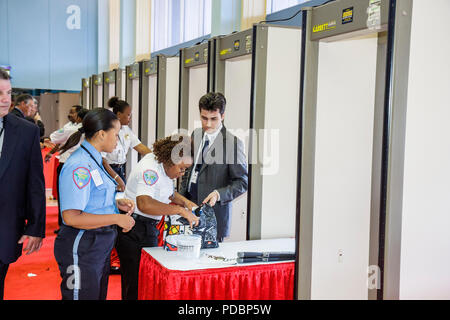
[41,148,59,198]
[138,249,295,300]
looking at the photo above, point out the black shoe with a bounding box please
[110,266,121,275]
[54,229,60,234]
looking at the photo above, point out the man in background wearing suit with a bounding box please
[0,69,46,300]
[180,92,248,242]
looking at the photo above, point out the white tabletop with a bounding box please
[142,238,296,271]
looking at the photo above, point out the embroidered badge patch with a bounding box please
[73,167,91,189]
[143,170,159,186]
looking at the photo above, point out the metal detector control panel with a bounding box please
[92,74,102,87]
[218,28,253,61]
[103,71,115,84]
[127,63,140,80]
[310,0,388,41]
[183,42,209,68]
[143,58,158,76]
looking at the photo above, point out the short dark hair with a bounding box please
[15,94,33,106]
[72,105,83,113]
[77,108,89,120]
[0,68,10,80]
[199,92,226,115]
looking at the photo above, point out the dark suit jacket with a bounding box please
[10,107,45,137]
[180,126,248,240]
[0,114,46,264]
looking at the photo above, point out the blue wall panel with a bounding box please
[0,0,98,91]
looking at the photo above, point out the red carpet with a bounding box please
[4,204,122,300]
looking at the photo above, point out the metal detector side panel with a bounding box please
[116,69,126,100]
[126,64,141,176]
[187,65,208,134]
[91,74,103,108]
[222,55,252,243]
[162,56,180,137]
[257,26,302,240]
[399,0,450,300]
[311,34,378,300]
[146,74,158,145]
[82,78,90,109]
[103,71,115,109]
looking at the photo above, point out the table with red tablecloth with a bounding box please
[138,238,295,300]
[41,147,59,199]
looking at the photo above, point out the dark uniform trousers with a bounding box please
[116,214,159,300]
[110,164,127,183]
[54,225,117,300]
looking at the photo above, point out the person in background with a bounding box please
[0,68,46,300]
[116,134,199,300]
[53,108,135,300]
[26,98,45,138]
[9,93,33,119]
[104,97,152,183]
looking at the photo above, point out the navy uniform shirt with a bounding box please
[59,140,118,224]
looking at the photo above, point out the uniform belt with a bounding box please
[131,213,160,225]
[110,163,125,168]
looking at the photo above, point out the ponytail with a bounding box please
[59,130,83,155]
[108,96,129,115]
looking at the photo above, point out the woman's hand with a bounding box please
[179,208,200,228]
[117,198,135,215]
[184,200,198,211]
[116,212,135,233]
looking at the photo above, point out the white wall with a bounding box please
[399,0,450,300]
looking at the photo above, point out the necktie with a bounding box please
[201,137,210,165]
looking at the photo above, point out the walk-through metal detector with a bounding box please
[125,62,142,176]
[296,0,413,300]
[178,42,212,133]
[102,68,126,108]
[81,78,91,109]
[212,25,302,242]
[90,74,103,108]
[141,55,180,148]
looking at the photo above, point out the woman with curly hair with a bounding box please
[116,134,199,300]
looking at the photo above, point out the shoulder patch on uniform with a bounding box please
[72,167,91,189]
[143,170,159,186]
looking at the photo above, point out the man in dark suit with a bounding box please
[180,92,248,242]
[0,69,46,300]
[11,94,45,138]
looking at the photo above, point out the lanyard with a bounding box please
[80,145,116,184]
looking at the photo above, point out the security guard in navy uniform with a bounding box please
[53,108,135,300]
